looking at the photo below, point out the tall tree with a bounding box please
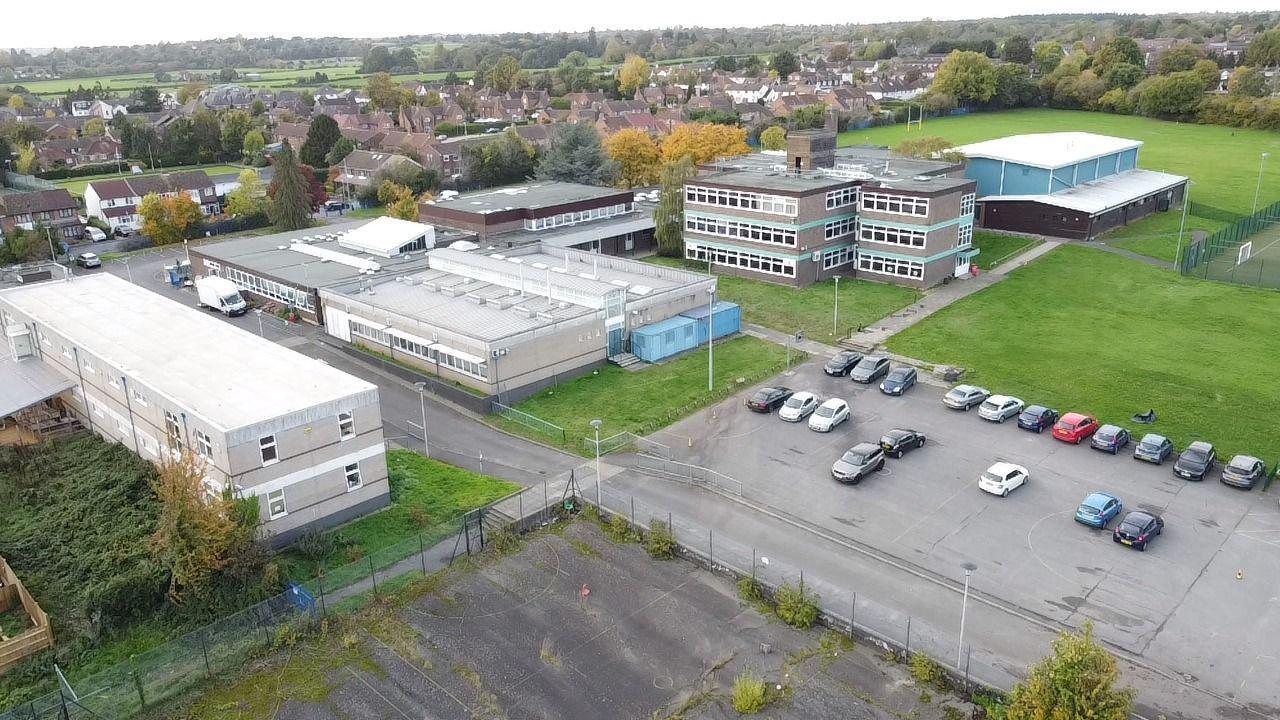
[1093,36,1145,77]
[81,117,106,136]
[267,143,312,231]
[619,54,651,95]
[660,123,750,165]
[361,45,394,74]
[604,128,662,188]
[1033,41,1065,74]
[770,50,799,80]
[366,72,412,111]
[931,50,998,105]
[299,114,340,167]
[1007,622,1135,720]
[1244,29,1280,68]
[190,109,223,163]
[488,55,522,92]
[226,170,268,217]
[149,456,240,603]
[759,126,787,151]
[220,110,252,161]
[0,136,11,185]
[325,136,356,166]
[535,122,617,185]
[1156,43,1206,74]
[241,129,265,164]
[1002,35,1034,65]
[1227,66,1267,97]
[138,193,203,245]
[653,156,694,257]
[463,129,537,188]
[602,36,628,63]
[378,182,419,220]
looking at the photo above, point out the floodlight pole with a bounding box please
[706,287,715,392]
[1175,182,1192,269]
[413,382,431,457]
[1253,152,1271,214]
[831,275,841,337]
[590,419,603,509]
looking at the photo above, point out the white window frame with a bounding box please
[195,429,213,460]
[960,192,975,216]
[685,214,797,247]
[267,489,287,519]
[338,411,355,440]
[824,217,857,240]
[861,191,929,217]
[61,345,72,360]
[823,246,855,269]
[958,223,973,247]
[859,222,927,249]
[684,185,797,217]
[82,356,96,375]
[132,387,148,407]
[164,410,184,453]
[685,242,796,278]
[345,462,363,491]
[825,186,857,210]
[259,435,278,466]
[858,253,924,280]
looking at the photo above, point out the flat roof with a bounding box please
[192,220,470,289]
[0,353,75,418]
[979,168,1187,215]
[323,244,712,343]
[339,216,434,257]
[480,212,656,251]
[697,147,970,194]
[0,274,376,432]
[954,132,1143,170]
[427,181,629,214]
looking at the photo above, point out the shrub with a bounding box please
[910,652,947,688]
[488,529,521,555]
[737,577,765,603]
[605,513,638,543]
[643,519,677,559]
[732,671,768,714]
[293,529,336,568]
[774,579,819,629]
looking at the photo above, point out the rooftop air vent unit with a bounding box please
[276,245,287,250]
[912,175,932,182]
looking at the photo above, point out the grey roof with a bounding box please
[0,354,74,418]
[429,181,629,214]
[492,214,657,250]
[700,146,971,194]
[191,220,470,290]
[0,274,376,432]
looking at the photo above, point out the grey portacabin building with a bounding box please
[682,129,979,288]
[0,273,389,547]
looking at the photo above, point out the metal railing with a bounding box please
[491,401,566,443]
[583,431,673,459]
[631,454,744,496]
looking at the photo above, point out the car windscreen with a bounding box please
[841,451,865,465]
[855,358,880,370]
[1181,449,1207,463]
[1054,420,1074,430]
[1118,522,1145,535]
[751,391,770,402]
[783,396,806,409]
[1095,428,1116,440]
[1227,459,1255,472]
[816,405,838,417]
[887,369,908,380]
[980,400,999,410]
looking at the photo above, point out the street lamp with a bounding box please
[1175,180,1194,269]
[254,308,264,337]
[413,382,431,457]
[831,275,841,336]
[706,287,715,392]
[958,561,977,668]
[121,257,133,284]
[590,419,603,509]
[1253,152,1271,214]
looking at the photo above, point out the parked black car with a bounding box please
[823,350,864,377]
[1221,455,1266,489]
[1113,511,1164,551]
[879,367,917,396]
[880,429,926,458]
[1173,441,1215,481]
[849,355,891,383]
[113,225,134,237]
[745,386,794,413]
[1016,405,1059,433]
[1090,424,1131,454]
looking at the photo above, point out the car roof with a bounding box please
[985,394,1014,404]
[1096,424,1123,433]
[887,366,911,376]
[790,391,817,401]
[1083,491,1117,506]
[1139,433,1168,443]
[987,461,1021,474]
[1060,412,1091,423]
[1023,404,1048,413]
[950,384,979,393]
[1228,454,1260,466]
[1122,510,1155,523]
[884,428,913,438]
[819,397,846,407]
[850,442,880,453]
[1186,440,1213,451]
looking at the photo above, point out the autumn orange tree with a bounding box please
[604,128,662,188]
[138,192,204,245]
[378,181,419,221]
[149,455,239,603]
[660,122,750,165]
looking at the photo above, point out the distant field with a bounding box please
[57,164,248,196]
[839,109,1280,263]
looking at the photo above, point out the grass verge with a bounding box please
[971,232,1042,271]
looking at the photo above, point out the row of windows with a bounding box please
[859,254,924,280]
[221,266,314,311]
[685,243,796,278]
[685,185,797,217]
[524,203,631,231]
[862,192,929,217]
[686,215,797,246]
[824,217,857,241]
[825,187,857,210]
[350,318,390,345]
[961,193,975,216]
[391,334,489,380]
[958,223,973,247]
[860,223,926,248]
[823,246,855,270]
[266,461,364,519]
[10,208,75,223]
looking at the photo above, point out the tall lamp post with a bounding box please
[831,275,841,337]
[1253,152,1271,214]
[706,287,715,392]
[1175,181,1194,269]
[957,561,977,668]
[412,381,431,457]
[590,419,603,509]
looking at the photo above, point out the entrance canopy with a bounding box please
[0,356,74,418]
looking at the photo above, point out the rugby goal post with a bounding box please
[1237,241,1253,266]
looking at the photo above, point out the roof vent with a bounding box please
[912,175,932,182]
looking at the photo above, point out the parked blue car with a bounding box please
[1075,492,1123,528]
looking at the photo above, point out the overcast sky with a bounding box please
[7,2,1278,50]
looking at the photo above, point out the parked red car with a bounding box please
[1052,413,1099,444]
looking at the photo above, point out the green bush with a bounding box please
[731,671,768,714]
[643,519,677,559]
[737,577,765,603]
[604,513,639,543]
[774,580,819,629]
[910,652,947,688]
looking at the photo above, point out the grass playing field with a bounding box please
[888,244,1280,461]
[10,65,478,97]
[839,109,1280,264]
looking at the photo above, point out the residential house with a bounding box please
[824,87,872,117]
[863,78,928,101]
[564,92,605,109]
[83,170,220,231]
[772,93,825,117]
[32,137,122,170]
[339,127,389,150]
[334,112,396,132]
[274,122,311,152]
[399,105,443,134]
[336,150,423,192]
[600,100,649,117]
[0,189,83,243]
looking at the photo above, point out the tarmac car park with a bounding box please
[652,354,1280,701]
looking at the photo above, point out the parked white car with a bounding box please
[84,226,107,242]
[808,398,850,432]
[779,391,820,422]
[978,395,1025,423]
[979,462,1029,497]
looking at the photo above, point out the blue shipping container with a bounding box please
[631,315,698,363]
[681,301,742,345]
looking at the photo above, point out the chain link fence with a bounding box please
[1180,199,1280,289]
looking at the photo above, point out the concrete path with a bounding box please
[1091,239,1177,269]
[846,240,1060,351]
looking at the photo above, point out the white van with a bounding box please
[195,276,248,316]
